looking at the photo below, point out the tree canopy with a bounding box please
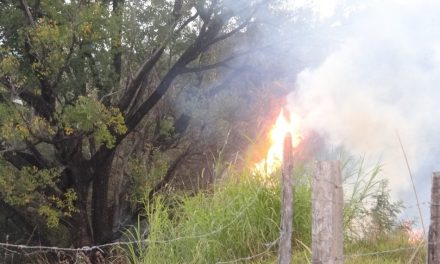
[0,1,428,263]
[0,0,297,254]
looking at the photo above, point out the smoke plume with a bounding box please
[286,0,440,223]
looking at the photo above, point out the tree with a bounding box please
[0,0,271,251]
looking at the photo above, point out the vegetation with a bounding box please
[0,0,292,252]
[121,159,425,264]
[0,1,426,263]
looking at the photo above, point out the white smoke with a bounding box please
[284,0,341,20]
[286,0,440,221]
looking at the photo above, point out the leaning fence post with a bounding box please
[312,160,344,264]
[278,133,293,264]
[428,172,440,264]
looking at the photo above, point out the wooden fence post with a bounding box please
[428,172,440,264]
[278,133,293,264]
[312,160,344,264]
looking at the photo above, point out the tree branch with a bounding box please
[53,35,77,90]
[25,141,51,168]
[174,11,199,34]
[20,0,36,27]
[118,12,199,113]
[124,14,225,132]
[208,12,255,46]
[0,77,53,121]
[118,47,165,111]
[3,150,43,170]
[181,54,237,73]
[147,148,189,201]
[18,0,58,115]
[207,66,244,97]
[112,0,123,85]
[84,51,105,92]
[18,90,53,121]
[23,40,56,115]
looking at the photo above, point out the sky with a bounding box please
[282,0,440,230]
[285,0,342,20]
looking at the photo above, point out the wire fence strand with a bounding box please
[0,185,265,254]
[0,231,431,260]
[0,177,433,261]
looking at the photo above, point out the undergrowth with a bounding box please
[122,160,425,263]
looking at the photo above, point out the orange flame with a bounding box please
[254,109,302,175]
[402,221,424,245]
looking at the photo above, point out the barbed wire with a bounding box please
[0,185,265,254]
[0,182,434,262]
[0,204,431,255]
[345,244,423,258]
[306,242,427,264]
[215,237,280,264]
[309,196,432,210]
[215,240,428,263]
[0,232,431,262]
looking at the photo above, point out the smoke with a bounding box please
[285,0,440,222]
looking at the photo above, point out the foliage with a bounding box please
[369,181,404,237]
[120,156,421,264]
[344,226,426,264]
[1,2,412,263]
[122,166,315,264]
[124,171,274,263]
[0,162,79,228]
[0,0,277,249]
[343,157,403,239]
[126,151,170,204]
[60,96,127,148]
[343,157,383,231]
[0,164,60,206]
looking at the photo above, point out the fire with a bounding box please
[402,221,424,245]
[254,109,302,176]
[407,228,423,245]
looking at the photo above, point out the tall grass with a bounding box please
[122,158,424,263]
[123,168,313,264]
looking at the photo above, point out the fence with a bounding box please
[428,172,440,263]
[312,161,343,264]
[0,163,438,263]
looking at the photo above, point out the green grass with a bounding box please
[121,165,425,264]
[133,173,282,263]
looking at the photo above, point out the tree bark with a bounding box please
[91,148,117,244]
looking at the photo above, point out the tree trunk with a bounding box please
[69,203,93,247]
[65,161,94,247]
[91,149,117,244]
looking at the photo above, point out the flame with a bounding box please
[402,221,424,245]
[254,109,302,176]
[407,228,423,245]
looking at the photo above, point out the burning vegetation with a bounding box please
[0,0,432,263]
[254,108,302,176]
